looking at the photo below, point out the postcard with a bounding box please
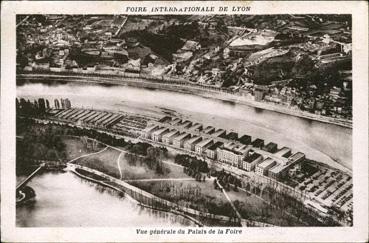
[1,1,368,242]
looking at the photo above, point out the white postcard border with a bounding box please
[1,1,368,242]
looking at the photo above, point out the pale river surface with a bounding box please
[16,171,195,227]
[16,81,352,226]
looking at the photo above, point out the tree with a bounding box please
[233,184,239,192]
[155,161,164,175]
[213,179,218,189]
[225,183,230,192]
[125,153,137,166]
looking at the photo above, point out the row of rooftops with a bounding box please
[185,135,202,144]
[207,141,224,151]
[148,129,296,164]
[196,138,213,148]
[153,117,303,157]
[163,129,179,138]
[174,132,190,141]
[152,126,168,136]
[149,116,306,171]
[156,116,256,146]
[144,124,215,150]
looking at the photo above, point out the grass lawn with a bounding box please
[227,189,267,209]
[68,136,193,182]
[75,147,121,178]
[62,137,105,161]
[72,145,190,181]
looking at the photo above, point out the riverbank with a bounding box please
[17,72,352,129]
[68,163,274,227]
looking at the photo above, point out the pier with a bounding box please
[16,163,45,191]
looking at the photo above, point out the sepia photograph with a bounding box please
[15,13,353,227]
[1,1,368,242]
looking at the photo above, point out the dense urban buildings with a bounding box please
[16,14,352,121]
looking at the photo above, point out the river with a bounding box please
[17,81,352,172]
[16,171,195,227]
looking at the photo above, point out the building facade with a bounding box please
[162,130,180,145]
[256,158,277,176]
[141,125,159,139]
[184,136,202,151]
[206,141,223,160]
[242,152,263,171]
[195,138,214,155]
[173,133,191,148]
[216,143,249,167]
[152,128,170,142]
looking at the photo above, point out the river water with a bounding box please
[17,81,352,172]
[16,171,195,227]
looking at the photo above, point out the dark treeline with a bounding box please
[16,97,49,116]
[18,117,130,148]
[124,145,170,175]
[174,154,209,173]
[212,169,242,192]
[125,142,152,156]
[174,154,209,182]
[17,117,67,175]
[17,97,72,114]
